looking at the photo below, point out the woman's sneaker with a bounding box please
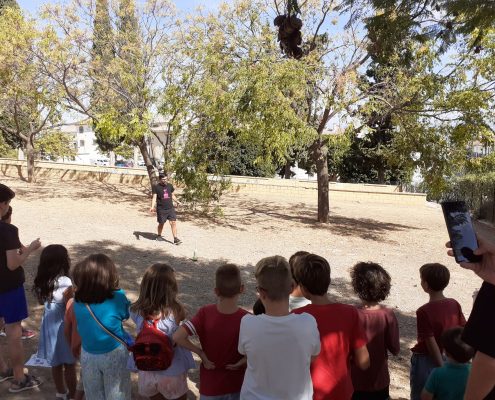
[174,237,182,245]
[9,374,42,392]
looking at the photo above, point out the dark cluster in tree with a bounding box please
[274,0,303,59]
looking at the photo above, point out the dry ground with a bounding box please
[0,175,491,400]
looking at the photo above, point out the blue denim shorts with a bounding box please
[410,353,437,400]
[0,285,28,324]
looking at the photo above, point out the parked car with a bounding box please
[94,158,109,166]
[115,160,133,168]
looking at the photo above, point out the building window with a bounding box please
[79,126,84,133]
[79,140,85,147]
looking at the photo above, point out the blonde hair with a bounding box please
[255,256,292,301]
[131,263,185,322]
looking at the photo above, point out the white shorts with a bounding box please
[138,371,188,399]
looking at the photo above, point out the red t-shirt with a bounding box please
[293,303,367,400]
[183,304,250,396]
[351,307,400,392]
[411,298,466,354]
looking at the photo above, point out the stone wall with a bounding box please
[0,159,427,206]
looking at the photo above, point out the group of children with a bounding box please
[3,241,475,400]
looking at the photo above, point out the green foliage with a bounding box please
[35,131,76,161]
[448,172,495,222]
[0,133,16,157]
[0,0,17,12]
[95,109,149,147]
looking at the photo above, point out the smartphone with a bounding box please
[441,201,482,263]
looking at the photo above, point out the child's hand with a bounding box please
[447,235,495,285]
[28,238,41,252]
[199,352,215,370]
[226,357,247,370]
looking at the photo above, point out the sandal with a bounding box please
[8,374,42,393]
[0,368,13,382]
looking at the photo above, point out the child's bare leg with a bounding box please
[64,364,77,398]
[52,365,66,395]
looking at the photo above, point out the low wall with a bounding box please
[0,159,427,206]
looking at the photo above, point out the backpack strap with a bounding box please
[85,303,129,349]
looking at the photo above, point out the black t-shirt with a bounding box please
[153,183,174,210]
[0,222,24,293]
[463,281,495,358]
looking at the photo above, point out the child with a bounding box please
[293,253,370,400]
[410,263,466,400]
[72,254,131,400]
[64,298,84,400]
[33,245,76,400]
[131,263,195,400]
[238,256,320,399]
[0,183,42,392]
[421,327,475,400]
[173,263,249,399]
[0,206,36,340]
[350,262,400,400]
[288,251,310,311]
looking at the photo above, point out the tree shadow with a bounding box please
[181,196,422,241]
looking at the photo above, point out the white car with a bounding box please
[94,158,110,166]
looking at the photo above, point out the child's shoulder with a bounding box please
[417,298,461,313]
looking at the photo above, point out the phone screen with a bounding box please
[441,201,481,263]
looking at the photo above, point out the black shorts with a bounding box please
[157,208,177,223]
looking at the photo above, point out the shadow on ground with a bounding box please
[181,197,422,241]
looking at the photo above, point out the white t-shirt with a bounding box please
[289,295,311,311]
[52,276,72,303]
[238,313,320,400]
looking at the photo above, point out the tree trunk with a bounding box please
[377,165,385,184]
[25,139,36,183]
[314,141,329,223]
[109,151,116,167]
[138,136,157,188]
[284,160,292,179]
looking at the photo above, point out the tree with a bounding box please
[0,8,62,182]
[35,131,76,161]
[164,1,316,206]
[90,0,120,158]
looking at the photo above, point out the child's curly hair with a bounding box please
[351,262,391,303]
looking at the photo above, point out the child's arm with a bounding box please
[6,238,40,270]
[424,336,443,367]
[226,356,247,370]
[420,389,434,400]
[172,326,215,369]
[353,345,370,370]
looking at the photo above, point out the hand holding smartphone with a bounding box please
[441,201,482,264]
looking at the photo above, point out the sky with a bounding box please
[17,0,222,14]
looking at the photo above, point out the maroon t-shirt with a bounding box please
[351,306,400,392]
[183,304,250,396]
[0,222,23,293]
[411,298,466,354]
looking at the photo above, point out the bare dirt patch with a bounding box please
[1,176,490,399]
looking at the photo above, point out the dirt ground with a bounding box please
[0,175,492,400]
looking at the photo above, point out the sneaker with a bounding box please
[21,329,36,340]
[174,237,182,245]
[0,328,5,337]
[155,235,166,242]
[9,374,42,393]
[0,368,13,382]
